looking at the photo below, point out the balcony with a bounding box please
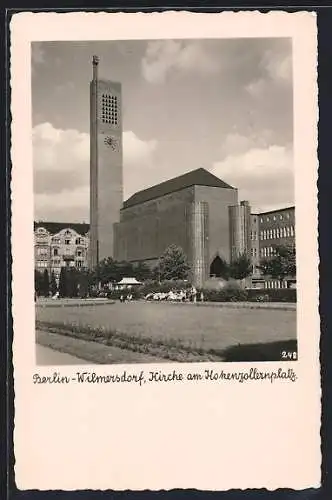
[63,254,75,262]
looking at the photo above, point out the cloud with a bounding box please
[264,50,292,83]
[31,43,46,65]
[245,42,292,98]
[212,143,293,212]
[141,40,220,83]
[33,122,158,221]
[245,78,266,98]
[123,130,158,198]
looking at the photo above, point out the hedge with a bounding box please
[107,282,296,303]
[246,288,296,303]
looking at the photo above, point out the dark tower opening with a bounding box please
[210,255,228,278]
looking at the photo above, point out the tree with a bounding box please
[42,269,50,297]
[132,262,152,281]
[58,267,68,297]
[95,257,120,285]
[67,268,79,297]
[34,270,43,296]
[158,244,190,281]
[50,271,58,296]
[229,253,252,280]
[117,260,134,280]
[77,269,93,298]
[259,245,296,282]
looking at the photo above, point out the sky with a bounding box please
[32,38,294,222]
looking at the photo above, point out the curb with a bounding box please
[36,300,115,308]
[36,299,295,312]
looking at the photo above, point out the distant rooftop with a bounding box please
[123,168,235,209]
[118,277,142,285]
[34,221,90,235]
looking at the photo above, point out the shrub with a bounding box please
[247,288,296,303]
[200,287,248,302]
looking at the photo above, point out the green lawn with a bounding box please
[36,301,296,353]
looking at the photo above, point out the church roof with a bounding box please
[34,221,90,235]
[123,168,235,209]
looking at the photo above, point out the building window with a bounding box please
[266,217,270,222]
[76,260,82,268]
[260,217,263,223]
[37,248,48,256]
[276,228,280,238]
[273,215,276,221]
[263,230,266,240]
[286,213,290,219]
[286,227,290,237]
[290,226,294,237]
[53,248,58,256]
[52,237,60,244]
[65,239,70,245]
[280,214,283,220]
[260,231,263,240]
[272,229,276,239]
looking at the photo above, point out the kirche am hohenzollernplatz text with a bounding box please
[34,56,295,290]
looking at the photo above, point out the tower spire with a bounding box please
[92,55,99,81]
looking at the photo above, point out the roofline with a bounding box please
[34,222,90,226]
[257,205,295,215]
[121,183,236,210]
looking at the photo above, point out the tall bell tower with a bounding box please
[89,55,123,269]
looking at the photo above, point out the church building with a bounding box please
[113,168,251,287]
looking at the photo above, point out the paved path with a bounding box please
[36,344,90,365]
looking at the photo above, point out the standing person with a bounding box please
[192,286,197,304]
[200,291,204,302]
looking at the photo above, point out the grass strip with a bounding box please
[36,320,222,362]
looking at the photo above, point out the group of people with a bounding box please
[119,293,133,303]
[117,286,206,304]
[144,287,204,303]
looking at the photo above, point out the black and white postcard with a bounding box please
[11,10,320,491]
